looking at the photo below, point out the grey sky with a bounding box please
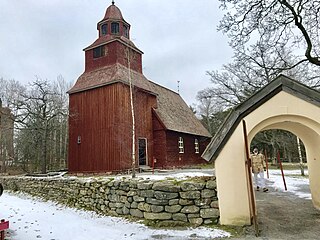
[0,0,233,105]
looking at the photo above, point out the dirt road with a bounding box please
[234,185,320,239]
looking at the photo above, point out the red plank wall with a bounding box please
[68,83,156,173]
[165,131,209,168]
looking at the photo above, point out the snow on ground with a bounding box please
[0,169,217,240]
[0,192,229,240]
[0,169,311,240]
[65,169,215,182]
[267,169,311,199]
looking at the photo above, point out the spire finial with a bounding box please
[112,0,115,5]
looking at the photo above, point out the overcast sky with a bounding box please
[0,0,233,105]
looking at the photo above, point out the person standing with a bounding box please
[251,147,268,192]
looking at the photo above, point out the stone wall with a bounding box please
[0,176,219,226]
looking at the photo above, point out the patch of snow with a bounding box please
[0,192,230,240]
[62,169,214,183]
[137,171,213,181]
[0,169,314,239]
[267,169,311,199]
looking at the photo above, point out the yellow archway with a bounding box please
[202,75,320,225]
[249,115,320,210]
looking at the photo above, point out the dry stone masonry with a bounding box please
[0,176,219,226]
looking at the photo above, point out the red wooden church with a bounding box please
[68,2,211,173]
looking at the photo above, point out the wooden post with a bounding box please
[277,150,287,191]
[152,157,156,175]
[264,149,269,179]
[242,120,259,237]
[0,183,3,197]
[0,219,9,240]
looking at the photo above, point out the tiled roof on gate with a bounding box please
[68,64,211,138]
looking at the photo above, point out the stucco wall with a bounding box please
[0,176,219,227]
[215,91,320,225]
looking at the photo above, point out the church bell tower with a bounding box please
[83,1,143,73]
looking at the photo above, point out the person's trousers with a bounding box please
[253,171,265,188]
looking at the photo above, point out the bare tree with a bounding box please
[196,90,230,135]
[297,136,305,176]
[203,43,320,108]
[4,77,68,174]
[125,48,137,178]
[218,0,320,69]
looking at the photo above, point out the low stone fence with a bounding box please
[0,176,219,226]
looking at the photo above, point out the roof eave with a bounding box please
[68,79,157,96]
[202,74,320,162]
[83,38,143,54]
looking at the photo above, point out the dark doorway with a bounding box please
[138,138,147,166]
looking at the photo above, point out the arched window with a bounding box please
[111,22,119,34]
[178,137,184,154]
[101,24,108,35]
[195,139,200,154]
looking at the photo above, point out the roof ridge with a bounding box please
[148,80,179,96]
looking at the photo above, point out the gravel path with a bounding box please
[234,183,320,239]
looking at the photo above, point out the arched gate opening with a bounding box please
[202,75,320,226]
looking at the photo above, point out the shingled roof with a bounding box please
[149,82,211,137]
[68,63,153,94]
[202,74,320,162]
[83,36,141,53]
[68,64,211,138]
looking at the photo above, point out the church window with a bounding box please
[101,24,108,35]
[178,137,184,154]
[123,24,129,37]
[111,22,119,34]
[195,139,199,154]
[93,45,105,58]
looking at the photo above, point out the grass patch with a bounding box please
[142,219,192,228]
[268,163,307,171]
[209,224,245,238]
[183,163,215,169]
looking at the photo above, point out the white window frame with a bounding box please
[195,139,199,154]
[178,137,184,153]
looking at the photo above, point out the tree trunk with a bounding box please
[297,136,305,176]
[127,49,136,178]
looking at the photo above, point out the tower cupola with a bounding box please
[83,1,143,73]
[97,1,130,38]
